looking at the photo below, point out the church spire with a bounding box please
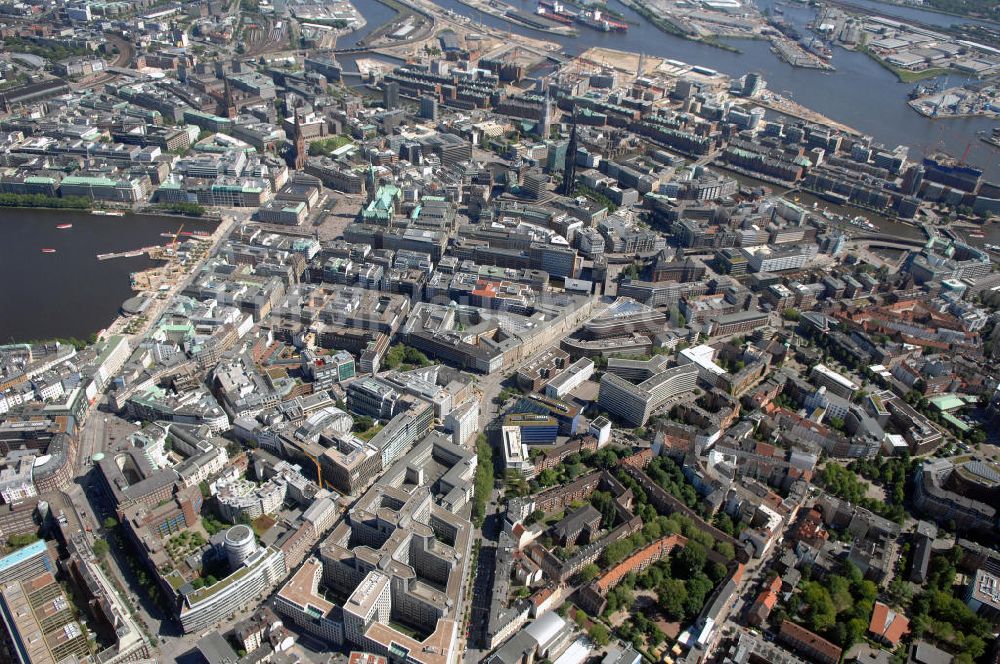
[292,109,306,170]
[221,77,237,119]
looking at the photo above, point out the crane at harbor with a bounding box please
[171,224,184,249]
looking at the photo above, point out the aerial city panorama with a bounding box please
[0,0,999,663]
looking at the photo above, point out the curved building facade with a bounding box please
[225,524,257,570]
[598,363,698,427]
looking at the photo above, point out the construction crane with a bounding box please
[960,142,972,165]
[171,224,184,249]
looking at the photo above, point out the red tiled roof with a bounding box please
[779,620,843,664]
[755,589,778,610]
[531,586,553,607]
[869,601,910,646]
[755,441,777,457]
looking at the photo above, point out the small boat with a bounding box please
[41,248,56,253]
[56,223,73,229]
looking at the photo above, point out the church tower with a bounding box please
[292,110,307,170]
[220,78,237,119]
[561,114,578,196]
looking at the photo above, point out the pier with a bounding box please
[96,245,165,261]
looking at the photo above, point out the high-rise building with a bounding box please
[902,164,925,196]
[383,81,399,111]
[742,72,765,98]
[419,95,438,121]
[546,140,568,173]
[522,170,547,199]
[561,120,578,196]
[540,88,552,138]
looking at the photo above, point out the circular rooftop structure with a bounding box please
[226,524,253,545]
[120,295,151,316]
[224,524,257,569]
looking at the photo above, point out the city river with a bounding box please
[0,209,212,342]
[348,0,999,179]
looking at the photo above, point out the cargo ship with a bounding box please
[536,2,626,31]
[536,1,573,24]
[41,248,56,253]
[576,8,627,32]
[980,127,1000,149]
[56,223,72,229]
[800,36,832,60]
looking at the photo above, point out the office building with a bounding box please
[510,394,580,436]
[502,413,559,445]
[420,95,439,121]
[502,426,533,475]
[545,358,594,399]
[965,568,1000,620]
[810,364,859,400]
[741,245,813,273]
[598,363,698,427]
[0,540,56,589]
[383,81,399,110]
[178,541,286,633]
[0,572,90,664]
[281,479,474,664]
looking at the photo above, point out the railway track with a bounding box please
[243,14,292,56]
[70,34,135,91]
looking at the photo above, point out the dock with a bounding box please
[97,245,166,261]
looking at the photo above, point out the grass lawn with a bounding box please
[308,135,353,156]
[861,48,950,83]
[358,424,384,441]
[252,515,276,537]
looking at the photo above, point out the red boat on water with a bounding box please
[41,248,57,253]
[576,8,628,32]
[56,224,73,229]
[536,0,574,24]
